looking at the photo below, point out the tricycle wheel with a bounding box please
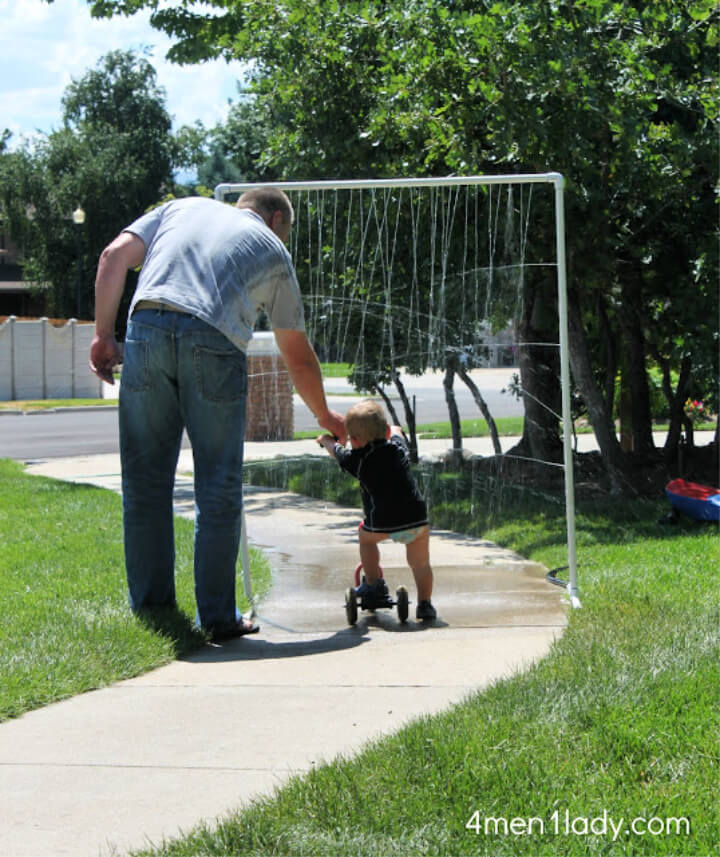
[396,586,409,623]
[344,587,358,625]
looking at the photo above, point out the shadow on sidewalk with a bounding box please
[185,626,371,662]
[183,611,450,663]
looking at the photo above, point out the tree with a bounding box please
[0,50,175,322]
[212,97,280,184]
[171,120,211,174]
[86,0,718,489]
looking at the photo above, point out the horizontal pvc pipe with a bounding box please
[215,172,563,199]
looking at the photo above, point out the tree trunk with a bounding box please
[391,370,418,463]
[619,288,655,454]
[596,293,617,413]
[659,354,691,457]
[456,360,502,454]
[567,288,630,493]
[506,280,562,464]
[373,384,402,428]
[619,363,633,452]
[443,352,463,460]
[682,416,695,450]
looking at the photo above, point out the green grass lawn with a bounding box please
[0,459,271,722]
[319,362,353,377]
[293,416,527,441]
[296,416,530,440]
[2,449,719,854]
[415,415,525,438]
[0,397,112,410]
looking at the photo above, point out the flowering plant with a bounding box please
[684,399,705,424]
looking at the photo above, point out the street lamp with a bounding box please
[72,206,85,319]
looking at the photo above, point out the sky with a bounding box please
[0,0,247,146]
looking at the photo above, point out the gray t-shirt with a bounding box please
[125,197,305,350]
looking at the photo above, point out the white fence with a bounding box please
[0,317,102,400]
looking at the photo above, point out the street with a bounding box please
[0,368,523,460]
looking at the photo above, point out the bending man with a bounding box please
[90,188,345,641]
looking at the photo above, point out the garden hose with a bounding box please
[546,566,569,588]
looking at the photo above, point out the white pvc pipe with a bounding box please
[552,174,581,608]
[240,505,255,618]
[214,173,561,199]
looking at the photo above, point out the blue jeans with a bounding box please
[119,308,247,633]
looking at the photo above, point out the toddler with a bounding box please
[317,399,436,620]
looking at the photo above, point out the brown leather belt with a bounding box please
[134,300,191,314]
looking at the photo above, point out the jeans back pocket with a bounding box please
[193,346,248,403]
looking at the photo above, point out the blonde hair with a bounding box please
[236,187,294,226]
[345,399,388,444]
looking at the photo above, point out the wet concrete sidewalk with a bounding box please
[1,448,567,857]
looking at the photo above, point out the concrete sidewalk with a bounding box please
[1,445,567,857]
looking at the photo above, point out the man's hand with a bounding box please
[90,334,122,385]
[389,424,409,443]
[317,410,347,446]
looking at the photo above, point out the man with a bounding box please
[90,188,346,641]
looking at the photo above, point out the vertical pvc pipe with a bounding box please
[240,505,255,618]
[41,318,47,400]
[551,173,581,608]
[10,316,16,401]
[70,319,75,399]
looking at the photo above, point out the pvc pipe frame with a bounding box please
[222,173,581,610]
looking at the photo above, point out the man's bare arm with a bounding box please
[273,328,346,444]
[90,231,146,383]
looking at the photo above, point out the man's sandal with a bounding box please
[209,617,260,642]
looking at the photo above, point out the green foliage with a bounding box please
[171,120,211,170]
[173,98,279,191]
[0,50,175,320]
[208,97,280,184]
[62,49,171,138]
